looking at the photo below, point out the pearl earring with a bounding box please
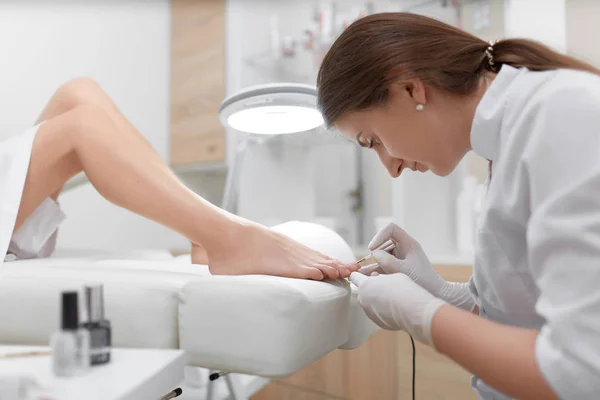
[416,104,424,111]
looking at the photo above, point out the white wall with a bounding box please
[0,0,186,251]
[566,0,600,68]
[505,0,566,52]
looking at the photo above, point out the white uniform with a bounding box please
[0,123,64,268]
[468,64,600,399]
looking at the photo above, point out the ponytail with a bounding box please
[492,38,600,75]
[317,13,600,128]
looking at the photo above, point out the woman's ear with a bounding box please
[389,78,427,107]
[404,78,427,106]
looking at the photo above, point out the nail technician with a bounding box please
[319,12,600,400]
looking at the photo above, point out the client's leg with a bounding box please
[15,80,353,279]
[21,78,210,264]
[15,78,177,227]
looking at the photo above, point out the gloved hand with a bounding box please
[362,223,476,312]
[350,272,447,346]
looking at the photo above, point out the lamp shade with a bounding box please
[219,83,324,135]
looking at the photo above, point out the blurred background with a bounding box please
[0,0,598,398]
[0,0,596,262]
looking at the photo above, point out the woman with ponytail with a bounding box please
[321,12,600,400]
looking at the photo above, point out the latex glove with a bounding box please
[350,272,446,346]
[362,223,476,312]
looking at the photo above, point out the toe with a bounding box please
[303,267,324,280]
[325,260,353,277]
[317,264,340,279]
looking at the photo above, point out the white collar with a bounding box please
[470,64,523,161]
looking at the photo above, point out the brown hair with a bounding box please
[317,12,600,128]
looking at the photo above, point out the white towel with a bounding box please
[0,124,43,269]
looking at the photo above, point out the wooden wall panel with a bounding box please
[171,0,226,166]
[397,332,476,400]
[279,330,398,400]
[252,383,336,400]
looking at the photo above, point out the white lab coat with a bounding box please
[0,125,40,268]
[468,64,600,399]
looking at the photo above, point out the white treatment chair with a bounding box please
[0,178,378,399]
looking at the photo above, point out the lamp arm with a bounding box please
[221,135,274,214]
[221,137,250,213]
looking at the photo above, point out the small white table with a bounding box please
[0,345,185,400]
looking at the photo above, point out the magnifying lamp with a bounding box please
[219,83,323,135]
[219,83,324,213]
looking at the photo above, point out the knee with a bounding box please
[65,104,114,141]
[56,77,107,109]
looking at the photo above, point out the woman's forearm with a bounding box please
[431,305,559,400]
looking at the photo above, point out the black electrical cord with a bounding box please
[410,334,416,400]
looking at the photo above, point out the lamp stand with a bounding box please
[221,135,270,214]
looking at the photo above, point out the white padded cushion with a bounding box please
[180,275,350,376]
[0,261,191,349]
[0,222,377,376]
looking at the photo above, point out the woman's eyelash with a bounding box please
[368,138,380,148]
[357,134,378,149]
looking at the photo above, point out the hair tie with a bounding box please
[485,40,498,72]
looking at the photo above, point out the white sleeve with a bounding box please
[524,85,600,399]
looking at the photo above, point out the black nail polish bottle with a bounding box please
[81,284,111,365]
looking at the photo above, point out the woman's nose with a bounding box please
[379,153,403,178]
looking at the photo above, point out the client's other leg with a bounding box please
[22,78,210,265]
[17,106,220,248]
[34,77,161,160]
[16,78,174,228]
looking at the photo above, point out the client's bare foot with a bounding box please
[207,221,356,280]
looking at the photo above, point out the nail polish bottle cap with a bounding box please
[84,284,104,322]
[61,292,79,330]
